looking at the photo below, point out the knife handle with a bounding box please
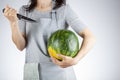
[2,8,5,13]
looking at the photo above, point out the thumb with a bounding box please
[6,4,10,9]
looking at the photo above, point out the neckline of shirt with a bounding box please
[33,8,52,14]
[32,1,56,14]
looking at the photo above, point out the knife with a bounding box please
[2,8,37,22]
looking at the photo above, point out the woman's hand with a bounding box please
[51,54,79,68]
[3,5,18,23]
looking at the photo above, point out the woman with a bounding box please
[4,0,96,80]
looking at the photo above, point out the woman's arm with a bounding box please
[74,28,96,62]
[4,5,26,51]
[10,22,26,51]
[51,28,96,68]
[51,4,96,68]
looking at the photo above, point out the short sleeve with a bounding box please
[65,4,87,34]
[18,5,26,33]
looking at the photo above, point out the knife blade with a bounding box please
[2,8,37,22]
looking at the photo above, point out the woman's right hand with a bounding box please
[3,5,18,23]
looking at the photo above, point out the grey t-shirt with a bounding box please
[18,4,87,63]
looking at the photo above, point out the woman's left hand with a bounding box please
[51,54,79,68]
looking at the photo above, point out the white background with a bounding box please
[0,0,120,80]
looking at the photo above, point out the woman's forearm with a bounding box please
[10,22,26,51]
[3,5,26,51]
[75,34,96,61]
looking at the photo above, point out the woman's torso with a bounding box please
[21,4,77,80]
[24,4,68,63]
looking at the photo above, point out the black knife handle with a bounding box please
[2,8,5,13]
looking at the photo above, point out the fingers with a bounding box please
[57,54,67,60]
[51,54,74,68]
[51,57,68,68]
[9,9,16,16]
[6,8,12,16]
[51,57,62,65]
[3,5,18,22]
[51,56,73,68]
[4,5,17,17]
[4,5,10,14]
